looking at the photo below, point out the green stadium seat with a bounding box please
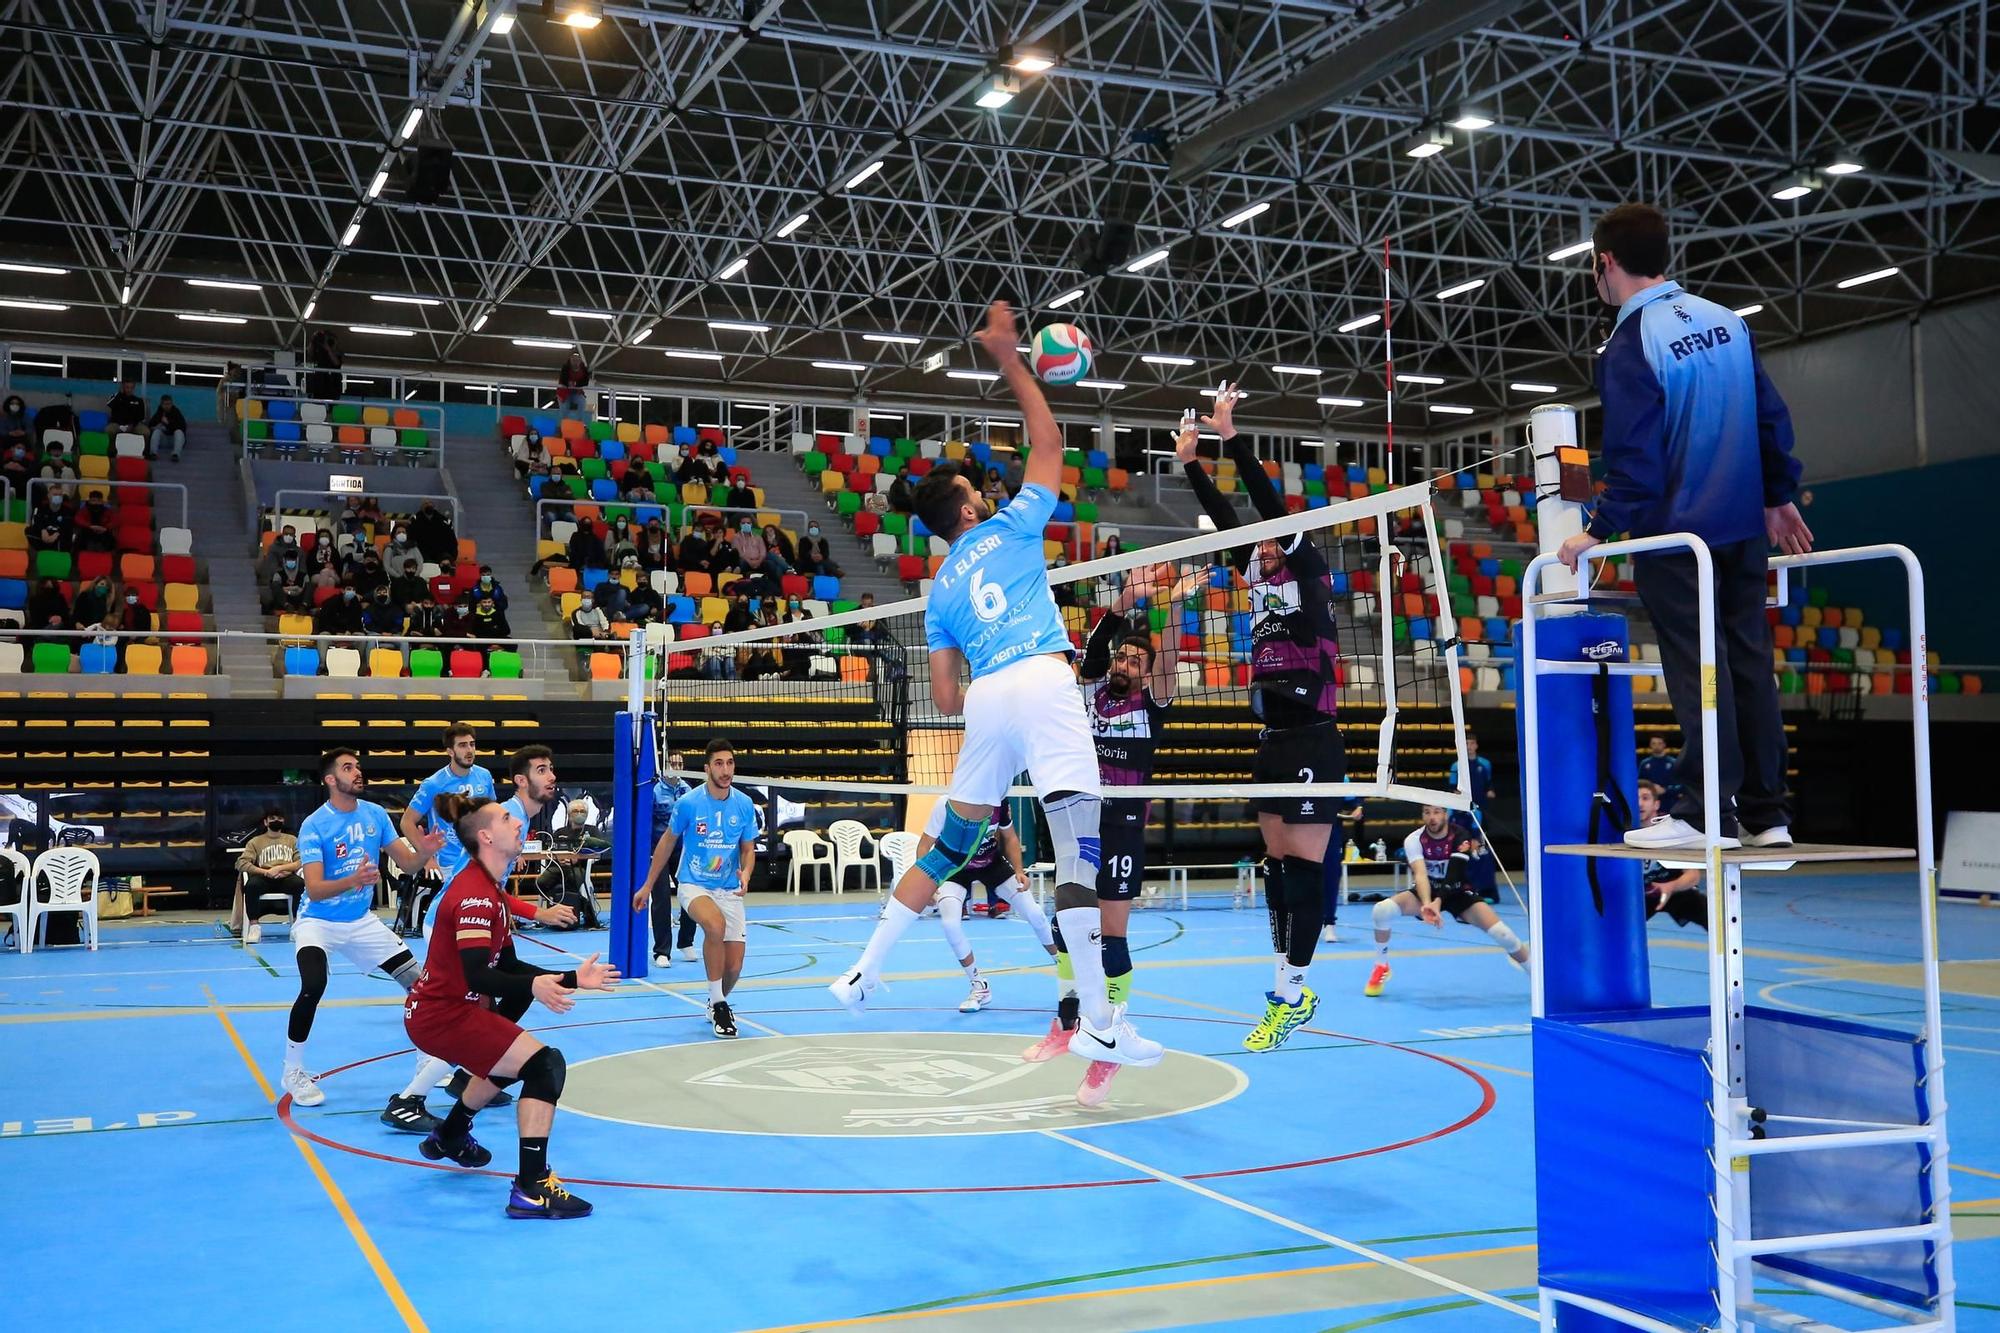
[1082,467,1107,491]
[399,428,428,450]
[588,420,614,442]
[79,430,111,455]
[409,648,444,677]
[831,599,858,614]
[801,453,828,475]
[35,549,72,578]
[646,463,671,485]
[823,626,846,645]
[244,421,270,441]
[489,651,523,679]
[1073,501,1098,524]
[883,513,908,537]
[836,492,862,517]
[31,642,70,672]
[330,404,362,426]
[564,477,588,500]
[1304,480,1327,498]
[579,458,609,481]
[1062,449,1086,468]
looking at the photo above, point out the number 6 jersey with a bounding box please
[925,481,1074,680]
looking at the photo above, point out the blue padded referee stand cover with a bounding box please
[609,711,655,981]
[1512,612,1648,1016]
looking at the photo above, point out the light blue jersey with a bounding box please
[671,785,758,890]
[296,799,399,923]
[924,483,1072,680]
[408,763,497,887]
[423,793,535,934]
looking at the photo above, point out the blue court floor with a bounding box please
[3,870,1996,1332]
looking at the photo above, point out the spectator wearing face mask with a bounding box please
[305,528,339,576]
[115,585,151,638]
[622,577,662,625]
[795,521,842,578]
[314,583,366,638]
[470,567,507,613]
[351,551,388,598]
[28,490,73,552]
[269,556,312,614]
[71,494,117,554]
[234,809,304,943]
[1,438,31,489]
[0,394,29,452]
[571,592,612,646]
[36,442,77,484]
[363,584,407,641]
[72,575,115,628]
[261,526,301,582]
[382,523,418,574]
[28,579,72,646]
[391,557,428,609]
[466,595,512,660]
[566,521,608,572]
[732,521,778,591]
[406,593,450,639]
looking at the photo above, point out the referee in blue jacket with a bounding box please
[1557,203,1813,851]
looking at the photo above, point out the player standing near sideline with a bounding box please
[1177,387,1346,1051]
[1366,805,1529,995]
[633,739,760,1038]
[401,723,494,906]
[828,300,1163,1081]
[405,795,619,1219]
[917,799,1058,1013]
[282,749,447,1109]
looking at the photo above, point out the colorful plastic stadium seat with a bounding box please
[34,549,72,579]
[589,653,623,680]
[284,646,320,676]
[369,648,404,678]
[79,643,117,674]
[409,648,444,678]
[124,643,163,674]
[171,645,208,675]
[448,649,483,678]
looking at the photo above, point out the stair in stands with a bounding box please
[752,455,906,609]
[179,423,276,696]
[443,433,580,697]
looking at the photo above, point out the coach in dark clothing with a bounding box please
[1558,203,1811,851]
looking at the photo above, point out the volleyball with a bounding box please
[1031,323,1094,385]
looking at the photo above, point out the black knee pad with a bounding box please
[518,1045,567,1103]
[1281,857,1324,964]
[1054,883,1097,913]
[295,946,329,1002]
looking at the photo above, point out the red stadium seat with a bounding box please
[897,555,925,583]
[160,554,196,584]
[854,512,880,538]
[449,649,483,678]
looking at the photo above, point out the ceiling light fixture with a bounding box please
[0,298,67,311]
[0,261,68,276]
[1220,201,1271,229]
[301,300,316,320]
[1836,266,1900,289]
[368,170,389,199]
[510,336,572,348]
[663,349,723,361]
[1075,379,1126,391]
[1771,171,1823,201]
[559,0,602,29]
[1047,288,1084,308]
[947,369,1000,382]
[1822,152,1865,176]
[175,312,247,324]
[351,324,416,336]
[489,10,516,35]
[1271,365,1319,377]
[775,213,810,238]
[1124,247,1171,272]
[187,277,261,292]
[1008,51,1055,74]
[340,217,362,246]
[1317,396,1366,407]
[631,326,655,344]
[1399,373,1445,385]
[398,107,424,141]
[1406,127,1452,159]
[119,284,132,304]
[1338,314,1381,332]
[843,161,884,190]
[1450,109,1494,130]
[1732,303,1764,317]
[372,293,441,307]
[716,256,751,281]
[470,313,490,332]
[863,333,922,345]
[1141,353,1196,366]
[1510,382,1559,394]
[1547,240,1594,261]
[1435,278,1487,299]
[975,75,1020,110]
[547,307,613,320]
[1200,387,1247,399]
[708,320,770,333]
[1430,405,1476,415]
[813,360,868,371]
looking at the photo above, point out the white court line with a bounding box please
[518,935,788,1038]
[1041,1129,1537,1320]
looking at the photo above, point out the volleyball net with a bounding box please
[633,479,1473,817]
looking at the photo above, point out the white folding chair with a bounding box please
[877,831,920,898]
[782,830,834,894]
[237,865,296,940]
[28,846,101,951]
[825,820,879,896]
[0,847,30,952]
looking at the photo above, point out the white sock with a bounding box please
[965,963,982,983]
[1375,940,1390,959]
[994,880,1054,948]
[402,1055,452,1100]
[1055,905,1112,1028]
[1275,960,1308,1004]
[708,979,724,1004]
[855,898,920,981]
[284,1039,306,1074]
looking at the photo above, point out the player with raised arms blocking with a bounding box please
[404,794,618,1218]
[829,299,1163,1080]
[1177,387,1346,1051]
[915,799,1059,1013]
[1366,805,1529,995]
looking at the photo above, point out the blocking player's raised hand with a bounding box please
[1200,381,1243,441]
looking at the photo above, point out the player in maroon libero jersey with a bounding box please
[404,794,618,1218]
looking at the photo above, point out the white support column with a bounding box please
[1528,404,1585,602]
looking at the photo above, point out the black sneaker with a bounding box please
[445,1068,512,1106]
[380,1094,441,1135]
[506,1172,592,1219]
[710,1000,738,1038]
[418,1131,493,1168]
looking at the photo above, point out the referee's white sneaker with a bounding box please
[827,970,884,1015]
[652,952,673,970]
[1740,825,1793,849]
[1623,817,1740,851]
[282,1068,326,1107]
[1070,1006,1164,1068]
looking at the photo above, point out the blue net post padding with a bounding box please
[1514,612,1649,1016]
[609,710,656,981]
[1535,1010,1720,1330]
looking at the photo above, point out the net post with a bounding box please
[608,632,662,982]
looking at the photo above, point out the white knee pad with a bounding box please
[936,889,971,959]
[1371,897,1400,932]
[1042,790,1102,891]
[1485,920,1522,954]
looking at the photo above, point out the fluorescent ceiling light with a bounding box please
[1836,266,1900,289]
[510,336,572,348]
[187,278,261,292]
[398,108,424,140]
[1015,344,1032,355]
[1399,373,1445,385]
[301,300,316,320]
[1141,354,1195,366]
[340,219,362,246]
[471,312,490,331]
[1732,303,1764,317]
[403,388,419,400]
[1429,405,1476,415]
[947,370,1000,382]
[461,383,499,391]
[0,261,68,276]
[1298,437,1323,445]
[663,349,723,361]
[1406,127,1452,159]
[843,161,884,190]
[1338,314,1381,332]
[373,293,441,307]
[733,403,775,412]
[708,320,769,333]
[694,423,723,430]
[547,307,613,320]
[865,411,903,420]
[716,256,750,281]
[1547,240,1594,261]
[1772,171,1823,202]
[1200,387,1246,399]
[1009,53,1055,74]
[1435,278,1486,299]
[982,418,1019,426]
[490,12,516,35]
[1075,379,1126,391]
[367,170,388,199]
[1405,140,1445,159]
[813,360,868,371]
[1220,201,1270,229]
[1770,183,1813,202]
[863,333,922,345]
[1125,248,1171,272]
[1510,382,1559,394]
[1450,110,1494,130]
[1271,365,1319,377]
[561,2,601,30]
[119,284,132,304]
[1047,288,1084,308]
[1822,155,1864,176]
[176,312,246,324]
[1317,396,1365,407]
[350,324,416,336]
[0,298,66,311]
[775,213,810,238]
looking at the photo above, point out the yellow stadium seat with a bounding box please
[361,406,390,427]
[944,441,968,461]
[126,643,164,674]
[0,522,26,550]
[616,422,640,444]
[819,471,843,494]
[239,399,264,421]
[559,591,581,619]
[699,596,730,624]
[163,584,199,613]
[79,455,111,480]
[537,540,565,562]
[277,613,312,640]
[369,648,404,678]
[682,484,709,505]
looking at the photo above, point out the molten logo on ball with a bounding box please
[1032,323,1094,386]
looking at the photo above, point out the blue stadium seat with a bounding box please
[80,643,117,674]
[1881,628,1906,651]
[666,595,696,623]
[811,575,839,601]
[600,441,625,462]
[531,415,559,436]
[1477,558,1500,576]
[969,443,992,468]
[1818,627,1839,649]
[1484,617,1509,643]
[673,425,697,447]
[580,567,609,593]
[869,436,892,457]
[1054,501,1075,523]
[528,476,548,499]
[0,579,25,610]
[1410,617,1432,640]
[589,478,618,501]
[719,447,737,467]
[272,422,302,444]
[1786,647,1807,664]
[284,647,321,676]
[1231,612,1252,638]
[912,516,931,539]
[1086,450,1109,470]
[1779,602,1803,626]
[78,410,109,432]
[1330,572,1350,595]
[1307,495,1328,509]
[633,504,663,526]
[267,400,298,422]
[1346,465,1368,483]
[1303,463,1325,482]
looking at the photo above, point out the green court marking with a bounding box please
[1134,915,1187,954]
[871,1226,1535,1315]
[246,946,280,978]
[1315,1290,1536,1333]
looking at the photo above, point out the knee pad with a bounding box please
[1101,934,1132,977]
[936,886,965,919]
[1485,920,1522,955]
[915,805,991,884]
[295,947,329,1001]
[1371,897,1400,931]
[1043,789,1102,891]
[518,1045,567,1103]
[385,950,423,992]
[1280,857,1321,910]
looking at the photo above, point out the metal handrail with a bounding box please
[269,489,459,526]
[25,475,190,528]
[533,495,813,540]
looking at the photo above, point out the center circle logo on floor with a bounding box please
[562,1031,1247,1137]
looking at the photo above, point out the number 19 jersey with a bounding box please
[924,482,1073,681]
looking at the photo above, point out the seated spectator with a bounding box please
[739,632,782,681]
[722,586,754,634]
[762,523,797,569]
[28,491,72,552]
[260,525,302,581]
[0,438,31,489]
[409,500,457,565]
[71,495,117,554]
[268,557,312,614]
[381,523,419,575]
[778,610,819,681]
[465,594,511,651]
[36,441,77,484]
[622,580,661,625]
[91,607,126,669]
[314,584,365,638]
[593,573,630,622]
[147,395,188,463]
[795,521,842,578]
[362,585,406,639]
[634,518,670,570]
[467,566,507,613]
[407,593,451,639]
[336,496,371,537]
[621,470,656,502]
[107,379,146,435]
[732,522,787,593]
[233,809,303,944]
[305,527,339,577]
[350,550,388,598]
[607,528,639,569]
[72,575,114,628]
[570,593,612,644]
[725,476,757,512]
[515,430,545,480]
[114,586,150,636]
[566,521,608,571]
[677,443,727,488]
[677,524,719,573]
[698,624,736,679]
[353,493,383,531]
[28,578,71,637]
[390,557,428,609]
[1100,535,1125,560]
[0,394,29,451]
[310,559,341,594]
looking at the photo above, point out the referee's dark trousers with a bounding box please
[1633,535,1789,834]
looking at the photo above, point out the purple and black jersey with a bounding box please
[1086,682,1170,787]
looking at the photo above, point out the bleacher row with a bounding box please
[0,515,211,675]
[236,398,436,460]
[21,421,159,483]
[269,643,530,681]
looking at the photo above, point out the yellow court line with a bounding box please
[1955,1163,2000,1182]
[204,986,428,1333]
[1955,1197,2000,1209]
[741,1244,1535,1333]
